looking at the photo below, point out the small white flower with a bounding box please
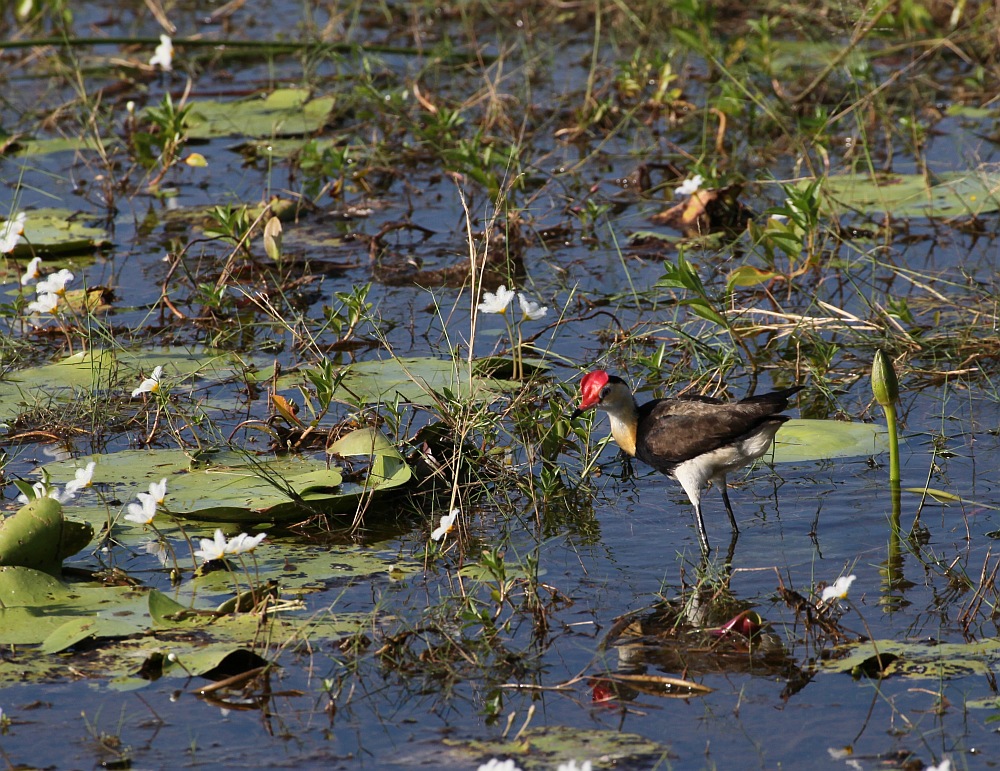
[517,293,548,321]
[821,574,857,603]
[224,532,267,555]
[35,268,74,296]
[194,529,229,562]
[149,34,173,71]
[0,212,26,253]
[557,762,592,771]
[26,292,59,314]
[477,285,515,314]
[675,173,704,197]
[16,480,73,504]
[20,256,42,284]
[477,760,522,771]
[51,486,77,504]
[64,461,96,496]
[430,508,459,541]
[925,758,951,771]
[16,481,49,503]
[147,477,167,504]
[124,494,158,524]
[131,365,163,397]
[143,538,170,566]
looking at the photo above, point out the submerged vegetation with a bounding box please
[1,0,999,768]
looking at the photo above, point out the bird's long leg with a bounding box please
[716,475,739,533]
[693,502,711,553]
[723,528,738,566]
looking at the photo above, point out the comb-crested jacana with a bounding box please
[571,370,802,551]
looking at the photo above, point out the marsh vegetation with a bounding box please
[1,0,999,768]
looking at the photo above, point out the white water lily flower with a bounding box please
[36,268,74,296]
[16,481,50,503]
[149,34,173,71]
[26,292,59,314]
[821,574,856,602]
[517,293,548,321]
[430,508,459,541]
[124,494,158,524]
[143,538,170,567]
[477,760,523,771]
[557,762,593,771]
[194,529,229,562]
[0,212,26,253]
[17,480,74,505]
[52,486,77,504]
[132,365,163,397]
[64,461,96,496]
[675,173,704,197]
[20,256,42,284]
[925,758,951,771]
[147,477,167,504]
[478,285,515,314]
[225,532,267,555]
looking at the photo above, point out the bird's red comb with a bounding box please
[578,370,610,410]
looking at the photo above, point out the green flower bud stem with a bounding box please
[872,350,901,515]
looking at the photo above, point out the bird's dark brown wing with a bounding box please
[634,389,798,470]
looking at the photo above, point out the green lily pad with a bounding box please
[0,566,150,645]
[325,427,413,504]
[160,641,270,679]
[41,616,143,654]
[8,136,105,157]
[5,208,110,258]
[0,498,65,575]
[329,356,520,407]
[771,419,890,463]
[440,725,668,770]
[168,451,345,522]
[0,347,267,424]
[184,88,335,139]
[821,637,1000,680]
[812,171,1000,218]
[39,448,345,524]
[36,431,415,525]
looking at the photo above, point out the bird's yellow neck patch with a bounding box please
[607,412,638,456]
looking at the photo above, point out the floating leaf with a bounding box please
[0,498,65,575]
[40,616,141,654]
[0,606,69,645]
[9,136,103,157]
[184,88,335,139]
[161,642,270,679]
[6,208,110,257]
[0,347,267,423]
[771,419,890,463]
[58,519,95,561]
[820,638,1000,680]
[330,356,520,407]
[148,588,189,626]
[41,448,345,524]
[811,171,1000,218]
[441,726,669,770]
[0,566,150,645]
[324,428,413,506]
